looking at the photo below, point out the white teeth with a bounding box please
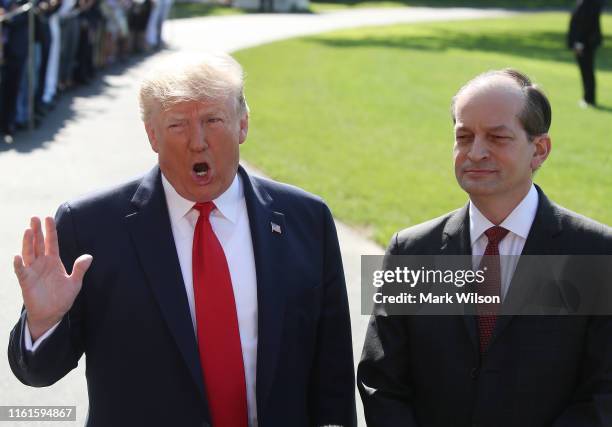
[196,171,207,177]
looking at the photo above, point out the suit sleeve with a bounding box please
[551,317,612,426]
[309,203,357,427]
[7,203,86,387]
[357,233,419,427]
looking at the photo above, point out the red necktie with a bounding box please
[477,226,509,354]
[192,202,248,427]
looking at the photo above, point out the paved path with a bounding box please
[0,7,516,425]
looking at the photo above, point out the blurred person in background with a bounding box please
[127,0,150,53]
[568,0,603,108]
[57,0,78,90]
[0,0,29,143]
[145,0,171,50]
[100,0,128,64]
[41,0,62,109]
[13,0,59,130]
[74,0,100,83]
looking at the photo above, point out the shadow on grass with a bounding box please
[309,28,612,71]
[312,0,576,9]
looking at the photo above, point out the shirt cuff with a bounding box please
[24,317,61,353]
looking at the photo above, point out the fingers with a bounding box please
[70,254,93,285]
[22,228,35,266]
[13,255,26,283]
[31,217,45,258]
[44,217,60,257]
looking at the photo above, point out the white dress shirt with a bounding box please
[162,173,259,427]
[25,172,259,427]
[469,184,539,300]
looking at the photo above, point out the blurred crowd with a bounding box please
[0,0,173,143]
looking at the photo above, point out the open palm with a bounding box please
[13,217,92,341]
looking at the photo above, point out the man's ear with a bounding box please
[238,112,249,145]
[531,133,551,171]
[145,121,159,153]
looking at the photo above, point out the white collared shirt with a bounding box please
[162,173,258,427]
[26,172,259,427]
[469,184,539,300]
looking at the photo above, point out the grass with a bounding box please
[233,13,612,245]
[310,0,576,13]
[169,0,579,18]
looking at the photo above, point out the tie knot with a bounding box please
[194,201,216,219]
[484,226,509,245]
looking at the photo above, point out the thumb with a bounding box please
[70,254,93,284]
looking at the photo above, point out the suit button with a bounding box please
[470,367,479,379]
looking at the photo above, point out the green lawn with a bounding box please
[310,0,575,13]
[169,0,578,18]
[234,13,612,245]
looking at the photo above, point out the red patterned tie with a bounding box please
[477,226,509,354]
[192,202,248,427]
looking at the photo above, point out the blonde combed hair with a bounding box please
[139,52,248,122]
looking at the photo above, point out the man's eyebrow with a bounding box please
[165,115,187,121]
[485,125,513,133]
[454,125,472,132]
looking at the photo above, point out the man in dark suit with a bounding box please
[568,0,603,107]
[8,53,356,427]
[358,69,612,426]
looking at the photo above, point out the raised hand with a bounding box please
[13,217,92,341]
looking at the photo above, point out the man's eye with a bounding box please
[491,135,510,141]
[456,135,472,142]
[208,118,222,124]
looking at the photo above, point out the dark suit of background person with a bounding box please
[7,53,356,427]
[358,69,612,427]
[0,0,29,139]
[568,0,603,106]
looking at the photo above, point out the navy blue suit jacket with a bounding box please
[9,165,357,427]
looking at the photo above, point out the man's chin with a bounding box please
[459,181,500,197]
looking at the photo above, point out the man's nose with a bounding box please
[467,135,489,161]
[189,121,209,151]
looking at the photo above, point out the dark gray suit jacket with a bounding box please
[358,185,612,427]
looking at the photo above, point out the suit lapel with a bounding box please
[238,167,288,414]
[441,205,479,352]
[124,166,209,411]
[491,185,563,344]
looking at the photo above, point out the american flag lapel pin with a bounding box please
[271,222,282,234]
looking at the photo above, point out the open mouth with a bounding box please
[193,162,209,177]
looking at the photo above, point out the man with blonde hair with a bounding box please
[8,52,356,427]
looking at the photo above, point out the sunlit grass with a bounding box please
[235,13,612,244]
